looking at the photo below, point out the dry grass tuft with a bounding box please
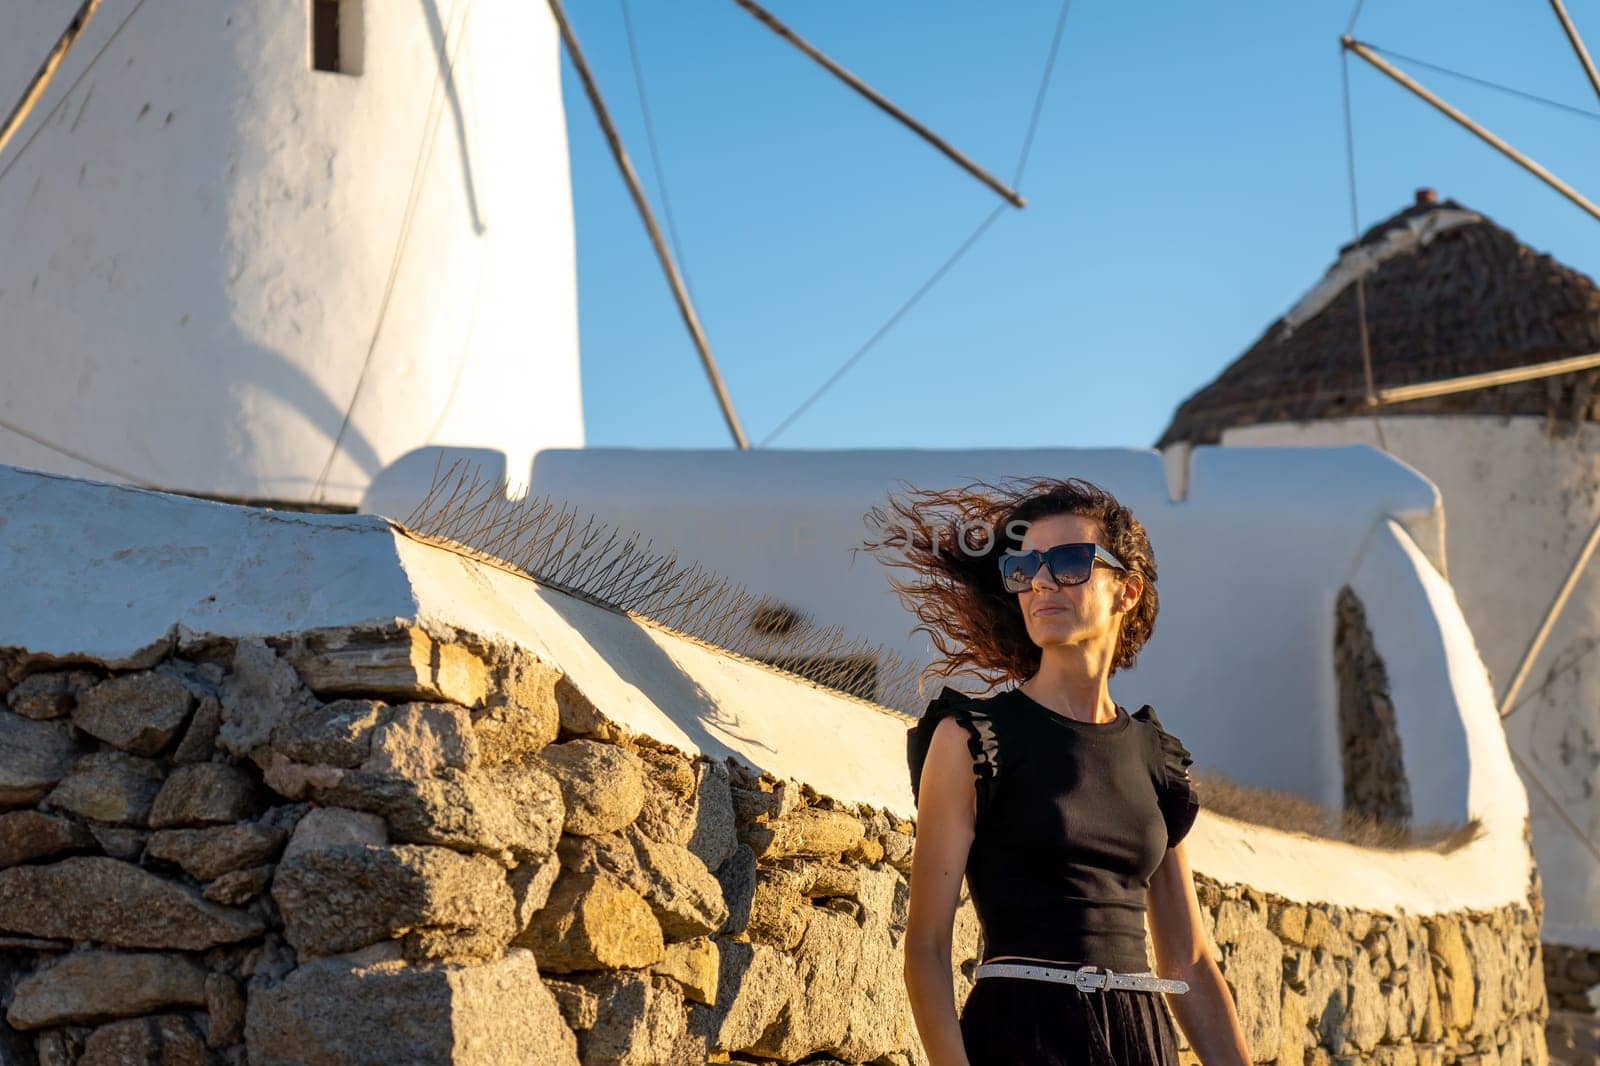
[1195,770,1483,852]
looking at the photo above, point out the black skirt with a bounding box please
[959,974,1181,1065]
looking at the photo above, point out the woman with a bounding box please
[868,477,1251,1065]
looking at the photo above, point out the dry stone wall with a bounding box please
[0,626,1549,1064]
[1542,941,1600,1013]
[0,626,980,1065]
[1335,586,1412,831]
[1183,876,1545,1066]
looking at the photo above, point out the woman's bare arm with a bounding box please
[1146,841,1252,1065]
[903,716,978,1066]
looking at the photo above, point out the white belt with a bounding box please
[974,962,1188,995]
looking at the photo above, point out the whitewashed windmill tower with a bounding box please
[1158,190,1600,999]
[0,0,583,507]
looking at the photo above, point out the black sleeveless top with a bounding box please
[906,685,1200,974]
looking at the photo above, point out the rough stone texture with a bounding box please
[44,751,164,826]
[219,638,316,760]
[881,829,913,870]
[687,938,797,1054]
[258,798,311,834]
[286,628,490,707]
[1401,918,1436,1038]
[1281,986,1311,1066]
[145,822,286,881]
[272,699,387,768]
[747,865,812,950]
[0,857,264,949]
[73,672,193,756]
[247,932,306,984]
[546,977,600,1031]
[747,906,862,1059]
[5,670,97,721]
[650,938,720,1006]
[541,740,646,836]
[576,971,697,1066]
[282,806,388,861]
[260,753,347,801]
[316,764,563,865]
[0,633,1553,1066]
[716,843,757,937]
[245,948,578,1065]
[34,1029,76,1066]
[79,1014,205,1065]
[171,694,222,765]
[0,811,94,868]
[87,822,148,861]
[362,702,478,779]
[559,829,730,940]
[1335,587,1412,829]
[0,712,79,806]
[205,864,274,905]
[635,747,697,847]
[206,973,246,1048]
[1465,919,1507,1043]
[553,675,620,741]
[148,763,259,828]
[1428,916,1477,1032]
[273,843,515,959]
[1201,886,1547,1065]
[744,806,866,860]
[1545,942,1600,1014]
[686,761,738,872]
[771,857,859,900]
[1223,925,1284,1059]
[7,951,207,1028]
[834,864,917,1062]
[510,851,561,929]
[474,652,561,767]
[1347,952,1388,1053]
[731,780,799,827]
[517,869,664,973]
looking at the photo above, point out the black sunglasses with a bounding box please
[998,542,1127,593]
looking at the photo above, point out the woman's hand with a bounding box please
[1147,841,1253,1066]
[903,715,978,1066]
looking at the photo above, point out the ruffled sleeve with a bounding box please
[1131,705,1200,849]
[906,685,1001,820]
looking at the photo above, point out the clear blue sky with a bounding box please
[560,0,1600,451]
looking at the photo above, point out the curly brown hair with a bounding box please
[861,477,1159,690]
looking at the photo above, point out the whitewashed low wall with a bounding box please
[0,464,1532,916]
[0,464,1546,1065]
[1223,416,1600,955]
[448,444,1481,824]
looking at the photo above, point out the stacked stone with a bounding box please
[0,628,982,1065]
[1172,878,1548,1066]
[1334,586,1412,831]
[519,677,983,1063]
[1543,942,1600,1013]
[0,628,583,1063]
[0,625,1551,1065]
[0,658,264,1064]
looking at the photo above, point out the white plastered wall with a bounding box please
[0,0,582,505]
[484,444,1497,828]
[1225,415,1600,947]
[0,463,1535,916]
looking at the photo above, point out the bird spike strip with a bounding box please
[401,459,929,717]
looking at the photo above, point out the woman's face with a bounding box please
[1014,512,1141,653]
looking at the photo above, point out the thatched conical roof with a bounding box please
[1157,192,1600,447]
